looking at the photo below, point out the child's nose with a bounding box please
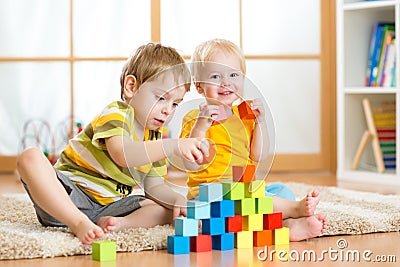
[162,103,173,115]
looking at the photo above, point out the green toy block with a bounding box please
[222,182,244,200]
[92,240,116,261]
[256,196,273,214]
[235,198,256,215]
[244,180,265,198]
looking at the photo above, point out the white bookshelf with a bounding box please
[337,0,400,192]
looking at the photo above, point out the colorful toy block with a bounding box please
[187,200,210,219]
[92,240,116,261]
[211,200,235,218]
[190,234,212,252]
[167,235,190,254]
[167,164,289,255]
[212,233,234,250]
[242,214,263,231]
[175,217,199,236]
[235,198,256,216]
[253,230,273,247]
[263,212,283,230]
[232,165,255,182]
[202,217,225,235]
[225,215,242,233]
[256,196,273,214]
[235,231,253,248]
[244,180,265,198]
[238,100,259,120]
[273,227,290,245]
[222,182,244,200]
[199,183,223,202]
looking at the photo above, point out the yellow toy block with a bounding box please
[235,231,253,248]
[92,240,116,261]
[273,227,290,245]
[244,180,265,198]
[242,214,263,231]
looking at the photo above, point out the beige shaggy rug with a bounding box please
[0,182,399,260]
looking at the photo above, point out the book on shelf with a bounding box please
[365,22,396,87]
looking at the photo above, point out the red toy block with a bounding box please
[190,234,212,252]
[238,100,259,120]
[253,230,273,247]
[232,165,255,182]
[263,212,283,230]
[225,215,242,233]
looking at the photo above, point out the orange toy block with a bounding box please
[253,230,273,247]
[263,212,283,230]
[232,165,255,182]
[238,100,259,120]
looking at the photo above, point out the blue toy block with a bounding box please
[202,217,225,235]
[211,200,235,218]
[175,217,198,236]
[199,183,223,202]
[167,235,190,254]
[212,233,234,250]
[187,200,211,219]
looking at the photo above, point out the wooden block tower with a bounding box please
[167,164,289,254]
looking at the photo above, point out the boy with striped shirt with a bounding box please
[17,43,209,244]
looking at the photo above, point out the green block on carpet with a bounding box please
[92,240,116,261]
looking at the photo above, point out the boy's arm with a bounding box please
[105,136,207,168]
[249,98,269,162]
[143,175,187,219]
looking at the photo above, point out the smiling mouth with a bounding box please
[219,90,234,96]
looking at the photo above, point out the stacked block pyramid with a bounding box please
[167,165,289,254]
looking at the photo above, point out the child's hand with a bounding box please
[176,137,210,163]
[172,195,187,219]
[251,98,266,124]
[196,102,221,129]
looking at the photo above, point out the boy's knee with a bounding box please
[17,147,46,170]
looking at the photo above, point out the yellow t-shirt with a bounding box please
[180,106,255,199]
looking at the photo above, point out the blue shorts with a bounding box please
[266,182,296,200]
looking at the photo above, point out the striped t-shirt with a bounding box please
[54,101,167,205]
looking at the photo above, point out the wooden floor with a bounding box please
[0,171,399,267]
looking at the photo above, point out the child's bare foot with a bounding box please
[97,216,125,233]
[298,188,320,217]
[283,213,327,242]
[70,219,104,244]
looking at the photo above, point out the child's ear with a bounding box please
[123,75,137,99]
[195,82,204,94]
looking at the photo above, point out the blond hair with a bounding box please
[190,39,246,81]
[120,43,191,100]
